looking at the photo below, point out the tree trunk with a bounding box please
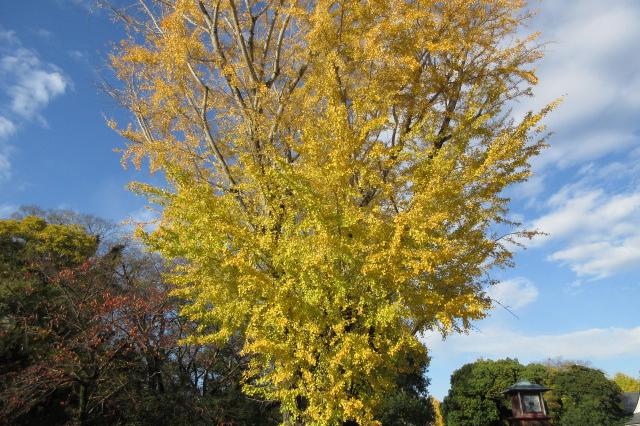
[77,382,89,426]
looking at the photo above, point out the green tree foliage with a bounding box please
[442,358,527,425]
[548,365,626,426]
[0,216,98,375]
[374,347,434,425]
[442,358,627,426]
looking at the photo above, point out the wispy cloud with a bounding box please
[34,28,53,39]
[549,238,640,279]
[0,26,70,181]
[529,153,640,279]
[67,50,86,61]
[0,150,11,180]
[487,278,539,311]
[0,204,17,218]
[55,0,97,12]
[534,190,640,244]
[423,326,640,360]
[0,116,16,139]
[125,206,160,233]
[0,115,16,180]
[518,1,640,174]
[1,42,69,121]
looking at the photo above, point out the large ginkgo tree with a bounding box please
[108,0,555,423]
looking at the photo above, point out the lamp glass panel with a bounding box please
[522,394,542,413]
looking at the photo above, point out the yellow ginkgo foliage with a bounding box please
[109,0,555,423]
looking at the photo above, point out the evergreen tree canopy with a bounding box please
[442,358,627,426]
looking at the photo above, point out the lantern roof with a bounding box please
[502,380,550,394]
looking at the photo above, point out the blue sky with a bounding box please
[1,0,639,401]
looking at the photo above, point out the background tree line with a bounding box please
[442,358,637,426]
[0,207,435,425]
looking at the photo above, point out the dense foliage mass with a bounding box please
[442,358,628,426]
[109,0,554,423]
[0,212,281,425]
[442,358,526,425]
[548,365,627,426]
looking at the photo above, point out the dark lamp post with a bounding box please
[503,380,552,426]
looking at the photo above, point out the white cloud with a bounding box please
[0,204,17,218]
[1,48,69,121]
[423,326,640,360]
[0,116,16,139]
[533,132,638,170]
[549,237,640,279]
[0,27,70,182]
[533,190,640,242]
[11,68,67,119]
[68,50,86,61]
[0,28,17,44]
[0,150,11,181]
[511,173,546,202]
[35,29,53,39]
[529,172,640,278]
[55,0,95,11]
[518,1,640,172]
[487,278,538,310]
[126,207,160,233]
[0,116,14,180]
